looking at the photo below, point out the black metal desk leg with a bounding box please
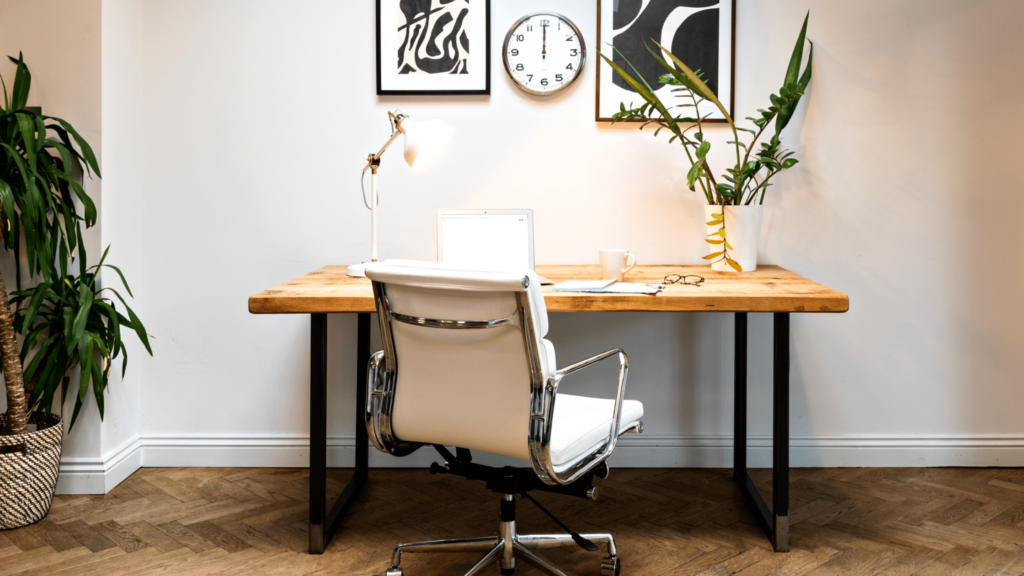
[309,314,327,552]
[733,312,791,552]
[734,313,747,472]
[772,313,790,552]
[308,313,371,554]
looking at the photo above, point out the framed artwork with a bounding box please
[376,0,491,96]
[596,0,735,122]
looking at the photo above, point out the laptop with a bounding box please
[436,209,553,284]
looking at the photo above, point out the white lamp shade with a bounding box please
[401,118,453,172]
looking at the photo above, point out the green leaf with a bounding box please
[782,158,799,169]
[108,289,152,355]
[9,53,31,111]
[101,263,134,298]
[70,337,94,430]
[16,113,38,169]
[784,12,810,88]
[0,178,15,249]
[1,66,8,110]
[777,16,813,136]
[54,118,101,178]
[23,332,59,382]
[718,228,727,238]
[650,40,734,125]
[68,179,97,227]
[62,305,74,345]
[92,350,105,419]
[599,53,678,136]
[645,45,707,99]
[696,141,710,159]
[21,281,51,331]
[711,213,724,220]
[686,161,703,191]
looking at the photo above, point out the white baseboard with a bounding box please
[57,433,1024,494]
[141,433,1024,469]
[56,434,143,495]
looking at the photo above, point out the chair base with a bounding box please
[383,495,620,576]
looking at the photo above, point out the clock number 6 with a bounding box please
[541,78,549,87]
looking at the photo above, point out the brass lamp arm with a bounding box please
[367,112,409,166]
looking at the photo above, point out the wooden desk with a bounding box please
[250,264,848,314]
[249,265,849,554]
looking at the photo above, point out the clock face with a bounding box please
[502,12,586,96]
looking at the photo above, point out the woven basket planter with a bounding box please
[0,412,63,530]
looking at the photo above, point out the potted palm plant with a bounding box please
[0,54,150,529]
[602,14,813,272]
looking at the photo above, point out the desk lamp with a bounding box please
[346,111,453,277]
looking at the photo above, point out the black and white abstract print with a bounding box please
[612,0,721,95]
[397,0,471,75]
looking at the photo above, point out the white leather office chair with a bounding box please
[364,260,644,576]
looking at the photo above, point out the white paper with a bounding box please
[552,281,664,295]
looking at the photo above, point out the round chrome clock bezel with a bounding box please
[502,11,587,96]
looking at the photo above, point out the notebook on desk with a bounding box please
[436,209,554,284]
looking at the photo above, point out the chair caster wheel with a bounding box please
[385,568,403,576]
[600,555,620,576]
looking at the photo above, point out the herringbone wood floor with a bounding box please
[2,467,1024,575]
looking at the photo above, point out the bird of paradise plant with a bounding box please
[600,13,813,271]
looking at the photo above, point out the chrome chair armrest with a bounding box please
[556,348,624,378]
[365,350,420,457]
[365,351,389,453]
[528,348,629,486]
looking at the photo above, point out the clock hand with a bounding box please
[542,23,547,59]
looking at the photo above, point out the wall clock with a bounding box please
[502,12,586,96]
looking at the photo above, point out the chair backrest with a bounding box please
[365,260,553,462]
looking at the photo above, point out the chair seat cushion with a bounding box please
[549,395,644,471]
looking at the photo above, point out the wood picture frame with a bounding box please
[376,0,491,96]
[595,0,736,123]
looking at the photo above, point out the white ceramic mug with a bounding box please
[599,249,637,282]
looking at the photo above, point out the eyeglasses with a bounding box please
[664,274,704,287]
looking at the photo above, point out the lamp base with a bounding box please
[346,263,369,277]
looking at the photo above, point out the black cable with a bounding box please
[519,492,598,552]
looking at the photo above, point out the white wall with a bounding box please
[90,0,145,492]
[5,0,1023,490]
[131,0,1024,470]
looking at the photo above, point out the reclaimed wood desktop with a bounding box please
[249,265,849,554]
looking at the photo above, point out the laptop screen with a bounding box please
[439,212,532,271]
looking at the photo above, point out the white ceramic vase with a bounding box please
[704,205,763,272]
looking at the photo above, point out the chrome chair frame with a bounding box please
[385,494,619,576]
[364,278,635,575]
